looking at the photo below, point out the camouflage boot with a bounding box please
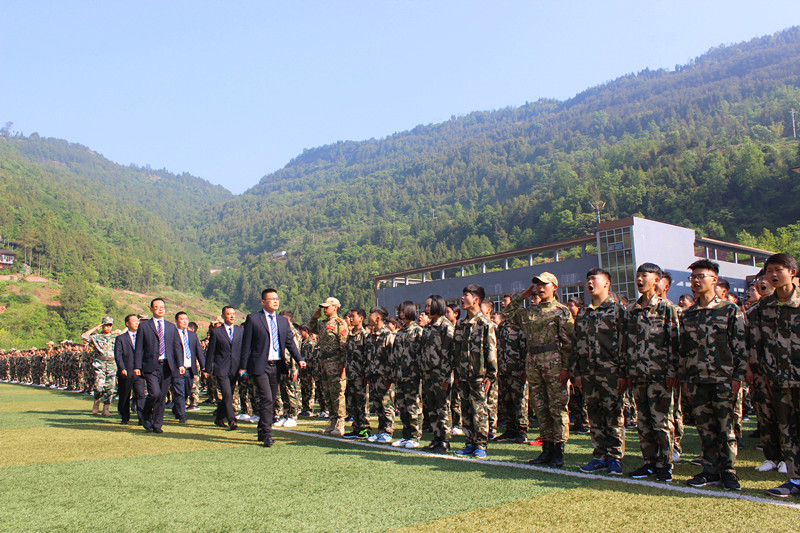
[102,403,112,417]
[319,418,336,435]
[330,418,345,437]
[91,398,101,415]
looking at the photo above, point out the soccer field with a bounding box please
[0,383,797,532]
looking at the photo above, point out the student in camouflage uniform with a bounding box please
[343,309,371,438]
[749,253,800,497]
[446,303,463,434]
[420,295,455,452]
[453,284,497,459]
[573,268,628,475]
[298,324,316,415]
[625,263,680,482]
[310,297,349,436]
[494,295,529,444]
[274,311,301,427]
[481,301,500,440]
[656,273,685,463]
[504,272,574,468]
[392,301,424,448]
[81,316,117,416]
[680,259,746,491]
[366,306,397,444]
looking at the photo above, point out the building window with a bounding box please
[560,284,584,304]
[598,226,636,299]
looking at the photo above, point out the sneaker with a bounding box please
[655,467,673,482]
[580,459,608,473]
[572,425,590,435]
[283,418,297,428]
[607,460,623,475]
[404,439,420,449]
[367,433,379,442]
[686,472,721,488]
[690,456,703,466]
[494,432,517,442]
[318,411,329,419]
[343,430,361,439]
[392,438,410,447]
[766,480,800,498]
[514,433,529,444]
[488,431,496,440]
[778,461,788,474]
[431,441,451,453]
[236,413,251,422]
[472,448,487,459]
[421,441,438,451]
[273,417,286,427]
[376,432,393,444]
[628,464,655,479]
[456,445,477,456]
[721,472,741,491]
[755,459,778,472]
[356,429,371,439]
[186,405,200,412]
[299,411,312,417]
[528,437,543,446]
[671,450,681,463]
[249,415,260,423]
[451,427,464,436]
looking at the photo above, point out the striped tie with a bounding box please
[269,314,279,352]
[183,330,191,359]
[156,320,165,358]
[228,326,234,343]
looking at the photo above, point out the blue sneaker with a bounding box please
[607,460,623,475]
[579,459,608,473]
[456,445,477,456]
[472,448,487,459]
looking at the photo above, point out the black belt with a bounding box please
[529,343,558,355]
[267,361,278,366]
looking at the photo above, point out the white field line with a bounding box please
[276,428,800,511]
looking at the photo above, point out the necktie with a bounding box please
[183,330,190,359]
[132,333,136,346]
[156,320,165,358]
[269,314,279,351]
[228,326,234,342]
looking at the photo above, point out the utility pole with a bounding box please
[792,108,796,139]
[589,200,606,224]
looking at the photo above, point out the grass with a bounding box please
[0,383,797,532]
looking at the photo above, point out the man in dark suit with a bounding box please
[204,306,243,430]
[114,314,145,425]
[172,311,206,423]
[240,288,305,447]
[133,298,182,433]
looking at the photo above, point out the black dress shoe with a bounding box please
[178,419,187,424]
[228,420,238,431]
[421,441,439,451]
[153,427,163,434]
[214,419,227,428]
[143,421,154,432]
[120,420,129,425]
[431,441,451,453]
[262,438,274,447]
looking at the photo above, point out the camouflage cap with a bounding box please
[532,272,559,287]
[211,316,223,324]
[101,316,114,325]
[320,297,341,308]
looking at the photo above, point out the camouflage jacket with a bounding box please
[393,321,423,381]
[310,315,348,364]
[625,293,680,382]
[346,327,368,379]
[503,296,574,370]
[283,323,302,374]
[748,287,800,387]
[366,325,395,381]
[453,310,497,381]
[496,320,528,376]
[679,295,746,383]
[573,297,627,378]
[301,337,318,374]
[85,333,116,363]
[419,316,454,378]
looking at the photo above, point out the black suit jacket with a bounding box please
[206,324,243,377]
[114,331,137,374]
[134,318,182,375]
[240,310,303,376]
[176,328,206,376]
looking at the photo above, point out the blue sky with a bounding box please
[1,1,796,193]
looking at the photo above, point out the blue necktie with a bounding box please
[182,330,191,360]
[269,314,279,351]
[131,333,136,346]
[228,326,234,343]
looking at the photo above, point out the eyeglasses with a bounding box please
[688,274,715,281]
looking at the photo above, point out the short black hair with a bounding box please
[299,323,310,333]
[350,308,366,320]
[386,316,400,328]
[661,271,673,286]
[687,259,719,275]
[462,284,485,302]
[716,279,730,291]
[175,311,188,321]
[428,295,447,317]
[447,302,462,321]
[124,314,137,326]
[222,305,235,315]
[636,263,663,277]
[369,306,388,320]
[261,288,278,299]
[567,297,583,308]
[150,297,165,308]
[586,267,611,281]
[398,301,417,322]
[188,321,198,332]
[279,309,294,320]
[678,293,695,304]
[764,253,798,272]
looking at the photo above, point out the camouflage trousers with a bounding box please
[92,360,116,404]
[487,379,499,433]
[300,370,315,413]
[623,390,637,428]
[422,374,451,442]
[396,378,422,440]
[733,382,748,442]
[321,359,346,421]
[569,377,588,428]
[346,376,370,431]
[451,384,462,428]
[527,353,570,443]
[752,375,782,462]
[584,375,625,461]
[238,376,257,415]
[633,381,674,469]
[459,377,490,449]
[370,377,395,434]
[686,382,738,475]
[671,387,684,454]
[189,378,200,407]
[771,386,800,479]
[497,371,528,434]
[276,375,300,419]
[315,378,328,414]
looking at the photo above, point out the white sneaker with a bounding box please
[451,427,464,436]
[249,415,260,423]
[672,450,681,463]
[756,459,778,472]
[274,417,286,427]
[404,439,420,449]
[283,418,297,428]
[392,438,409,447]
[236,413,251,422]
[778,461,788,474]
[367,433,379,442]
[376,432,393,444]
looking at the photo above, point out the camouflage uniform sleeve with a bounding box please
[571,312,587,377]
[616,304,628,376]
[502,296,526,330]
[558,307,575,371]
[485,321,498,381]
[730,305,748,382]
[309,318,319,336]
[667,302,681,380]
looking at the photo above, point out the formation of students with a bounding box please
[3,253,799,499]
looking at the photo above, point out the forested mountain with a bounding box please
[198,27,800,320]
[2,27,800,328]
